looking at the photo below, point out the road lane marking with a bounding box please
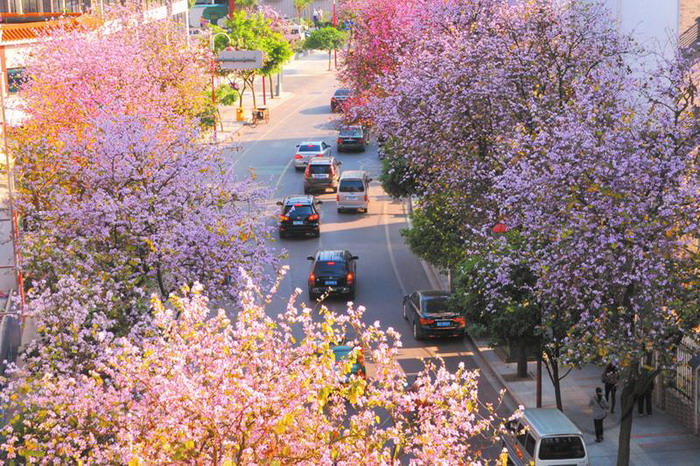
[383,199,407,296]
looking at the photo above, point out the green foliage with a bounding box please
[260,34,294,76]
[293,0,313,14]
[303,27,347,52]
[452,251,540,347]
[379,142,417,198]
[401,200,467,270]
[216,83,239,106]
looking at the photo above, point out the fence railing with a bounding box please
[680,18,700,50]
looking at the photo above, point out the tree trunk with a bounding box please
[250,75,257,109]
[551,361,563,410]
[269,74,274,99]
[328,50,332,70]
[516,340,528,378]
[617,379,636,466]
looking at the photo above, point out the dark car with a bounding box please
[402,290,466,340]
[331,88,351,112]
[337,125,370,152]
[307,249,358,300]
[277,195,322,238]
[303,157,342,194]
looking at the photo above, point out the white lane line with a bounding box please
[273,157,295,194]
[383,199,407,296]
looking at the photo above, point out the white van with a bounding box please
[503,409,589,466]
[337,170,372,213]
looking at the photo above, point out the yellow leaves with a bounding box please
[143,238,157,253]
[273,412,294,435]
[128,457,141,466]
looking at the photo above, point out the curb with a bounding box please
[404,196,525,413]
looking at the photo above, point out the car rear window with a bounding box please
[538,436,586,460]
[309,164,331,174]
[339,180,365,192]
[314,260,347,274]
[334,89,350,96]
[340,128,363,137]
[422,296,449,315]
[298,144,321,152]
[284,204,313,215]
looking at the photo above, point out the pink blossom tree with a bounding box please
[2,281,510,464]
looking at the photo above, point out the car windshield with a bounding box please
[538,437,586,460]
[315,261,347,274]
[339,180,365,192]
[309,164,331,174]
[340,128,363,137]
[284,204,313,216]
[334,89,350,97]
[422,296,449,315]
[298,144,321,152]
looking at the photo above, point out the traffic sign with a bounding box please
[217,50,263,70]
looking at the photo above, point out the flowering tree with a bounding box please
[2,281,510,464]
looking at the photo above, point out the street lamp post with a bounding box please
[332,1,338,69]
[209,32,232,140]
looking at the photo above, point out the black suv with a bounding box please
[402,290,466,340]
[277,195,322,238]
[307,250,358,300]
[337,125,370,152]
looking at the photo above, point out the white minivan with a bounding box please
[503,408,589,466]
[337,170,372,213]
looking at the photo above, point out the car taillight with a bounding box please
[304,166,310,176]
[336,138,342,144]
[419,318,435,325]
[364,194,369,202]
[454,317,466,326]
[336,194,339,202]
[294,154,302,159]
[357,138,364,144]
[308,273,316,286]
[308,214,319,221]
[346,272,354,285]
[280,215,290,221]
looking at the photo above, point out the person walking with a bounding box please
[318,8,324,22]
[589,387,609,442]
[312,8,319,27]
[638,378,654,416]
[601,363,620,414]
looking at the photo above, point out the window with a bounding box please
[524,434,536,456]
[298,144,322,152]
[314,261,347,275]
[538,436,586,460]
[308,164,331,174]
[339,180,365,193]
[340,127,363,137]
[422,296,449,315]
[7,68,25,94]
[284,204,313,216]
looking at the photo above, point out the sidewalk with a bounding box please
[475,342,700,465]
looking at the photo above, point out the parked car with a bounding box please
[337,125,370,152]
[303,157,342,194]
[503,408,589,466]
[277,195,322,238]
[293,141,332,170]
[402,290,466,340]
[331,88,351,112]
[337,170,372,213]
[307,249,358,300]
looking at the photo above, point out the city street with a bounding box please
[225,53,510,459]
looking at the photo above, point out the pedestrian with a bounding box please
[589,387,609,442]
[318,8,324,22]
[312,8,319,27]
[601,363,620,414]
[638,378,654,416]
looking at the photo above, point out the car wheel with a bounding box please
[279,230,286,239]
[304,187,310,194]
[402,303,408,320]
[348,288,355,300]
[413,320,424,341]
[309,289,318,301]
[295,166,304,171]
[314,229,320,238]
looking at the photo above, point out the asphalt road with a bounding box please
[224,53,512,460]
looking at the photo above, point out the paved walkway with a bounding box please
[475,340,700,465]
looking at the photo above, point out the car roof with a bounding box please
[308,157,334,165]
[522,409,583,437]
[340,125,363,130]
[334,88,350,94]
[417,290,450,298]
[315,250,348,261]
[283,195,314,205]
[340,170,367,179]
